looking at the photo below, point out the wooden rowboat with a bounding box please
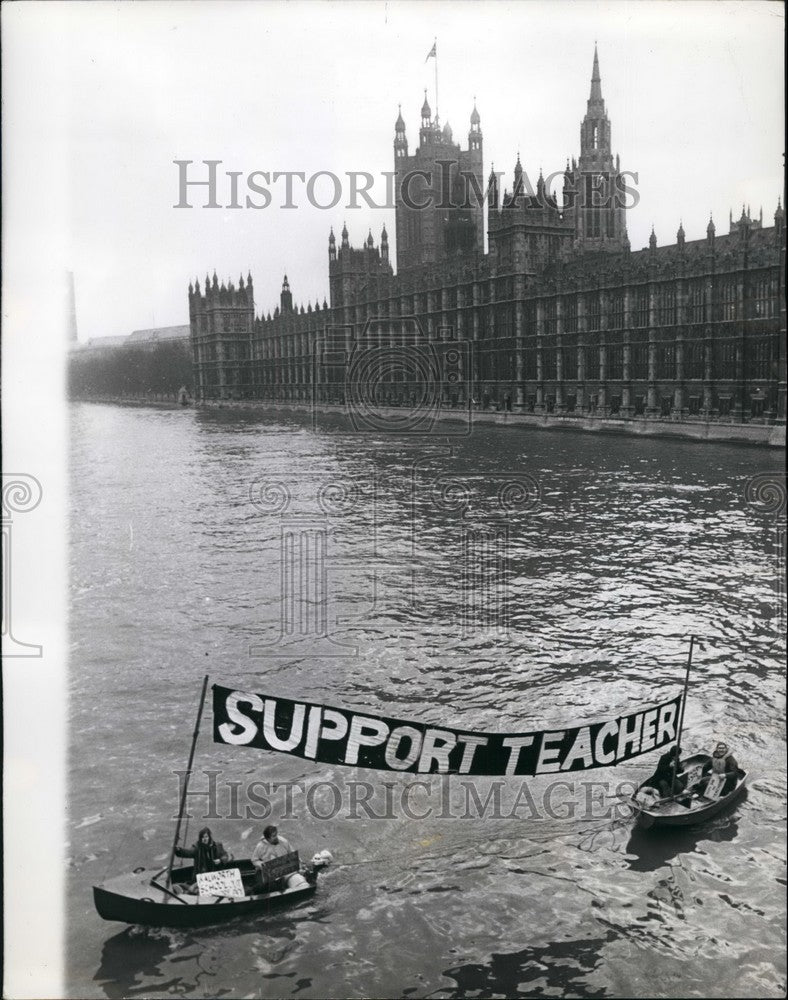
[93,854,326,929]
[631,751,748,829]
[93,676,332,928]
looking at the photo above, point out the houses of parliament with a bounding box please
[187,48,786,430]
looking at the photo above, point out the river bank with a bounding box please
[71,394,188,410]
[210,399,785,447]
[71,395,786,446]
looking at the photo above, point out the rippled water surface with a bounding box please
[68,402,786,998]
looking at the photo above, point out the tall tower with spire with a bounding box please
[564,45,627,252]
[280,274,293,313]
[393,96,484,272]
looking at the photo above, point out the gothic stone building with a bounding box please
[188,49,786,427]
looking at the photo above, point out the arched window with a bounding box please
[608,346,624,379]
[688,282,705,323]
[657,285,676,326]
[544,299,557,335]
[563,296,577,333]
[610,293,624,328]
[586,293,601,331]
[634,289,649,328]
[752,274,775,317]
[718,278,738,321]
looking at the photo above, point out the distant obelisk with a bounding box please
[67,271,78,343]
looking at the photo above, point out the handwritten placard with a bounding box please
[260,851,300,882]
[196,867,246,898]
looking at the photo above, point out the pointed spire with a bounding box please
[677,219,685,246]
[707,213,716,240]
[589,44,603,104]
[649,225,657,250]
[247,271,253,286]
[488,164,499,209]
[239,273,244,289]
[421,88,431,122]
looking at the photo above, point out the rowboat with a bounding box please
[93,853,329,929]
[631,751,748,829]
[93,675,332,928]
[627,637,748,830]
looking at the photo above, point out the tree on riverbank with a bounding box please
[69,341,193,399]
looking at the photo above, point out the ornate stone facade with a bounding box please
[188,49,786,427]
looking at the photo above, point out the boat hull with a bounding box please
[632,752,747,829]
[93,861,318,928]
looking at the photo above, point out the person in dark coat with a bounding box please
[174,827,230,891]
[645,746,686,797]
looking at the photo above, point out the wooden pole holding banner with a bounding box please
[670,636,694,794]
[166,674,209,887]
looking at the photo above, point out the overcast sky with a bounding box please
[4,0,785,342]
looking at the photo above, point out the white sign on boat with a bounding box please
[196,868,246,898]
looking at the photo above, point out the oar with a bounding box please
[149,876,189,904]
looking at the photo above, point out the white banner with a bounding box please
[196,867,246,898]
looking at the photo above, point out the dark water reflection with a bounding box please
[624,795,745,873]
[435,934,614,999]
[94,929,172,999]
[68,403,785,999]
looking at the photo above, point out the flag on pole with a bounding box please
[425,40,436,61]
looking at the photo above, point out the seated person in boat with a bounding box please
[644,746,687,797]
[174,827,231,892]
[699,742,739,797]
[251,824,294,891]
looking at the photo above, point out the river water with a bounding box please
[67,401,785,999]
